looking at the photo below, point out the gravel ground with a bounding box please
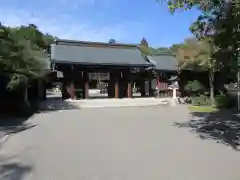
[0,105,240,180]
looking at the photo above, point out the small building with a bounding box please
[49,39,178,99]
[50,39,155,99]
[147,53,178,97]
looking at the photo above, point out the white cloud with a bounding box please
[0,1,147,43]
[0,9,122,42]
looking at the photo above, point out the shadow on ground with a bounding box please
[0,102,37,141]
[0,119,36,135]
[0,117,36,143]
[0,155,32,180]
[39,97,81,112]
[174,109,240,151]
[0,163,32,180]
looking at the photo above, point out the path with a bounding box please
[0,106,240,180]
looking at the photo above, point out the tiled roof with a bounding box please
[50,39,152,67]
[146,54,178,71]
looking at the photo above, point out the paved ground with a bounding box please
[1,105,240,180]
[0,131,5,140]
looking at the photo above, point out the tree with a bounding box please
[156,47,172,53]
[166,0,240,62]
[109,39,116,44]
[140,38,149,47]
[0,23,54,106]
[169,44,183,54]
[139,38,173,55]
[176,38,217,105]
[159,0,240,106]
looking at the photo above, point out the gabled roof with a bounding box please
[50,39,152,67]
[146,53,178,71]
[55,39,138,48]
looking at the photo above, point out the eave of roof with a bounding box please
[50,59,153,67]
[50,40,153,67]
[147,54,178,71]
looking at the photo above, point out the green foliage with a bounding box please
[176,38,212,71]
[191,95,211,106]
[164,0,240,69]
[6,73,28,90]
[188,105,217,112]
[160,0,240,107]
[139,45,174,56]
[215,94,236,109]
[169,44,182,54]
[139,45,154,56]
[0,23,54,90]
[185,80,211,106]
[156,47,172,53]
[188,92,236,109]
[185,80,206,93]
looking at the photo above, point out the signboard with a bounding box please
[88,72,110,80]
[130,68,140,73]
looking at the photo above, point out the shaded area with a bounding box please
[39,97,80,112]
[0,117,36,146]
[0,102,37,141]
[0,122,36,135]
[175,110,240,150]
[0,163,32,180]
[0,155,32,180]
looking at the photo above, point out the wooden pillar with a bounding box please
[108,71,114,98]
[148,79,152,97]
[109,71,120,98]
[107,80,113,98]
[84,71,89,99]
[140,81,146,97]
[84,81,89,99]
[115,78,119,98]
[110,71,120,99]
[127,82,132,98]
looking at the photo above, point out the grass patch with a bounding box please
[188,105,218,113]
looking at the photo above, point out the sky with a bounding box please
[0,0,201,47]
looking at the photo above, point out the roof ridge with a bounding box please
[55,39,138,48]
[153,52,176,56]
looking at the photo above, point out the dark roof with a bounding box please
[55,39,137,48]
[50,39,152,67]
[146,54,178,71]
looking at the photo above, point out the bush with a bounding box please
[191,95,211,106]
[215,94,236,109]
[185,80,206,94]
[17,102,34,117]
[189,93,236,109]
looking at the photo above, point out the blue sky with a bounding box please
[0,0,200,47]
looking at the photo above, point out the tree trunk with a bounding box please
[209,67,215,107]
[24,85,29,104]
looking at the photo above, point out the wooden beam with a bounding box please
[127,82,132,98]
